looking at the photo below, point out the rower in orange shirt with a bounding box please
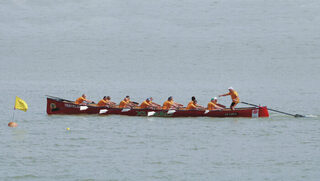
[125,95,138,107]
[219,87,240,110]
[119,97,130,108]
[140,98,152,109]
[186,100,197,110]
[75,94,94,105]
[149,97,161,109]
[186,97,205,110]
[97,96,116,107]
[207,97,224,110]
[162,96,183,110]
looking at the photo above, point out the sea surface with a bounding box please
[0,0,319,180]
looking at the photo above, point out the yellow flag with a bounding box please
[14,96,28,112]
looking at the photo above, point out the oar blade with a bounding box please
[121,108,131,112]
[80,106,88,111]
[99,109,108,114]
[148,111,156,117]
[167,110,176,114]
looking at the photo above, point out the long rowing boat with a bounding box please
[46,96,269,118]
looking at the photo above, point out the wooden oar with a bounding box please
[217,103,226,108]
[240,101,305,118]
[130,101,139,105]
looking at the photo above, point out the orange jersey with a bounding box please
[75,97,85,104]
[186,101,197,110]
[162,100,173,110]
[140,101,150,109]
[97,99,109,107]
[119,100,128,108]
[207,102,216,110]
[229,91,239,103]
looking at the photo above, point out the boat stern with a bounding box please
[258,106,269,117]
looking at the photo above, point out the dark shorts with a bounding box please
[230,102,236,107]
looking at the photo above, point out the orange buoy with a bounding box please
[8,122,18,127]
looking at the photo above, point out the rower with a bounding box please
[97,96,116,107]
[162,96,183,110]
[119,97,130,108]
[149,97,161,109]
[186,99,205,110]
[75,94,94,105]
[207,97,224,110]
[219,87,240,110]
[140,98,152,109]
[186,99,197,110]
[125,95,138,107]
[188,96,205,110]
[186,96,196,110]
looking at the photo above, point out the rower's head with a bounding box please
[124,97,128,101]
[103,96,107,100]
[211,97,218,103]
[149,97,153,101]
[168,96,173,101]
[146,98,150,103]
[106,96,111,100]
[126,95,130,100]
[82,94,86,98]
[194,100,198,104]
[228,87,234,93]
[191,96,196,101]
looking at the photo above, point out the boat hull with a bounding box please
[47,97,269,118]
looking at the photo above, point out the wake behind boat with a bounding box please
[46,96,269,118]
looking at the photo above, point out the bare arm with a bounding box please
[219,93,230,97]
[214,105,224,110]
[85,99,94,103]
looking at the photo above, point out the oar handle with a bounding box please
[240,101,262,107]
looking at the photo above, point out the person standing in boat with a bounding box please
[219,87,240,110]
[75,94,94,105]
[207,97,224,110]
[97,96,116,107]
[162,96,183,110]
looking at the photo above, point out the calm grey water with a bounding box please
[0,0,320,180]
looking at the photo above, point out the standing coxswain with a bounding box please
[219,87,239,110]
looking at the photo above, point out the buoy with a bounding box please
[66,128,70,131]
[8,122,18,127]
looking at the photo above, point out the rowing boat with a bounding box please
[46,96,269,118]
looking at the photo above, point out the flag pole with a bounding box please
[12,107,16,122]
[8,100,18,127]
[12,96,16,122]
